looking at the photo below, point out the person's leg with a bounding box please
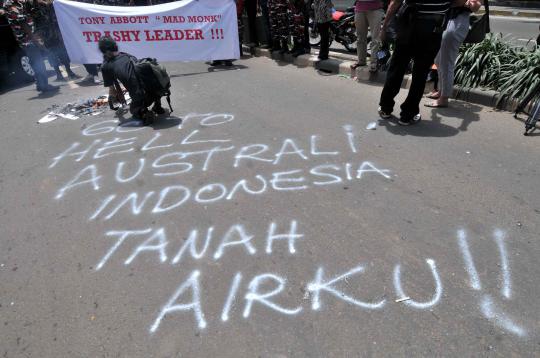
[268,0,282,51]
[291,3,306,56]
[260,0,272,46]
[278,1,290,53]
[151,95,165,114]
[129,89,152,124]
[302,2,310,52]
[246,0,258,45]
[47,48,64,81]
[400,27,442,120]
[367,9,384,71]
[355,12,368,66]
[429,51,442,98]
[379,39,413,114]
[82,64,101,83]
[83,64,98,76]
[437,13,470,104]
[24,44,51,91]
[318,22,330,59]
[56,45,78,78]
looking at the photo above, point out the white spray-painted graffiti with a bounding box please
[456,229,527,337]
[47,113,531,339]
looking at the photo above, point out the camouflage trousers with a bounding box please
[268,0,306,48]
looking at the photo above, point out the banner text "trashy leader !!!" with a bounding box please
[53,0,239,63]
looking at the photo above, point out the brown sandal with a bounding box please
[350,62,366,70]
[426,92,441,100]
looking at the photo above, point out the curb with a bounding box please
[478,9,540,17]
[244,45,539,130]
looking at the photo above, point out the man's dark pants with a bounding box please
[317,21,331,59]
[23,43,49,90]
[84,64,99,76]
[245,0,259,44]
[259,0,272,45]
[130,88,162,118]
[379,18,443,120]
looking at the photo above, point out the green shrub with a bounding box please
[455,34,540,107]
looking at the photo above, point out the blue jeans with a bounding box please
[23,43,48,89]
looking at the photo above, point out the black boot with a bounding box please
[279,39,289,54]
[291,41,307,57]
[270,39,282,53]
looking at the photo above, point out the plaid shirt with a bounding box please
[3,0,34,45]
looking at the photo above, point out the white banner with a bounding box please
[53,0,240,64]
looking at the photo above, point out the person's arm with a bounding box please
[381,0,402,31]
[380,0,402,41]
[465,0,482,12]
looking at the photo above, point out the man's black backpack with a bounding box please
[134,58,173,113]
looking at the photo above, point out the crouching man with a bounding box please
[98,36,165,125]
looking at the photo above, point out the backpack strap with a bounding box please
[166,91,173,113]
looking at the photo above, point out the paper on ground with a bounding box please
[38,113,58,124]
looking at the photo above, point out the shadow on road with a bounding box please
[152,115,182,130]
[169,64,248,78]
[380,97,483,137]
[428,101,482,132]
[379,117,460,137]
[27,89,62,100]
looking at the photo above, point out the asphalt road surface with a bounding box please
[490,16,540,44]
[1,56,539,357]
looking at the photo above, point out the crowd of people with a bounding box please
[1,0,490,125]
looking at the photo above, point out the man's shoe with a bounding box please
[67,72,81,80]
[210,60,223,66]
[152,106,166,115]
[398,114,421,126]
[142,111,156,126]
[38,84,60,92]
[223,60,233,66]
[292,48,306,57]
[55,74,66,82]
[80,74,101,84]
[378,106,392,119]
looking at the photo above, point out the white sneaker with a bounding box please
[378,106,392,119]
[80,75,102,85]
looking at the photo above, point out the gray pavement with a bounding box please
[0,56,539,357]
[490,15,540,45]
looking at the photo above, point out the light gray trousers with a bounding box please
[355,9,384,64]
[435,12,470,97]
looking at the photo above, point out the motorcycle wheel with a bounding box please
[342,25,358,53]
[308,18,321,47]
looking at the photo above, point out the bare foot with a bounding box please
[426,91,441,100]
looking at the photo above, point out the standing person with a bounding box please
[378,0,460,125]
[425,0,482,108]
[351,0,384,72]
[289,0,309,56]
[2,0,58,92]
[259,0,272,47]
[99,37,165,126]
[268,0,289,53]
[244,0,259,46]
[211,0,242,66]
[75,0,111,84]
[31,0,79,81]
[312,0,333,61]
